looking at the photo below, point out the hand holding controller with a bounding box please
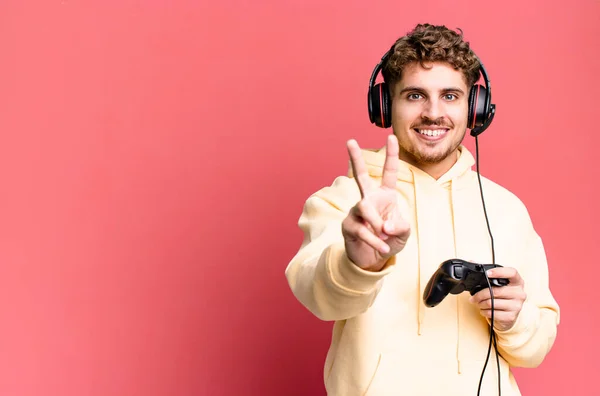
[423,259,510,308]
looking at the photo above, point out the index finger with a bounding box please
[381,134,399,189]
[347,139,373,198]
[487,267,523,285]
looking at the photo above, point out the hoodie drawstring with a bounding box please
[410,168,425,336]
[449,180,462,374]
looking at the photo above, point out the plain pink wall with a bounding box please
[0,0,598,395]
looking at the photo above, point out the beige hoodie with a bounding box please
[285,144,560,396]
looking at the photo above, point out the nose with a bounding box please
[420,97,444,121]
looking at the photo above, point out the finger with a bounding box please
[470,288,491,304]
[344,219,390,254]
[471,286,525,304]
[478,294,527,311]
[487,267,523,286]
[381,135,399,190]
[351,201,386,238]
[477,297,523,312]
[347,139,373,198]
[479,309,519,323]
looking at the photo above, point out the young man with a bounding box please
[285,24,560,395]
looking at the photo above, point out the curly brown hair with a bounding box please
[382,24,481,94]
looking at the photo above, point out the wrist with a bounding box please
[360,257,394,272]
[322,242,397,294]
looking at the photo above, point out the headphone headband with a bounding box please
[368,49,392,90]
[470,61,496,136]
[367,48,393,124]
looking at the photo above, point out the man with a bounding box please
[285,24,560,395]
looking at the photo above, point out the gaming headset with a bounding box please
[367,46,496,137]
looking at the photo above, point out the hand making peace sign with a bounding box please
[342,134,412,272]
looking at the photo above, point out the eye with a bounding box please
[443,93,458,101]
[407,93,423,100]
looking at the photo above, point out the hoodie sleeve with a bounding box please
[490,218,560,368]
[285,176,397,321]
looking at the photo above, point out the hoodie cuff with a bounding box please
[325,241,396,295]
[491,300,539,343]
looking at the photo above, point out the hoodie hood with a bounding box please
[348,144,477,373]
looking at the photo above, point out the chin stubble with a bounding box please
[402,129,463,165]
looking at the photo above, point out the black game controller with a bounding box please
[423,259,510,308]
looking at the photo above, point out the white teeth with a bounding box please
[417,129,446,137]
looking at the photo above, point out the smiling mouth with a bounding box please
[413,128,450,138]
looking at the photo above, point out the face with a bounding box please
[390,61,469,177]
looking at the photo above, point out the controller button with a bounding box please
[452,265,464,278]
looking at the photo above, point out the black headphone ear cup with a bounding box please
[468,84,488,129]
[369,82,392,128]
[368,83,380,126]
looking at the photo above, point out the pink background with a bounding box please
[0,0,598,395]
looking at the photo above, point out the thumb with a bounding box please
[383,220,395,235]
[383,212,410,238]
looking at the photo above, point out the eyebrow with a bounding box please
[398,86,466,95]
